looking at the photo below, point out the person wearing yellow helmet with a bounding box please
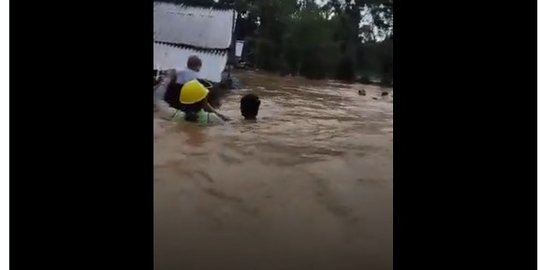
[154,71,230,125]
[179,80,226,125]
[176,55,202,84]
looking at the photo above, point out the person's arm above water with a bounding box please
[204,101,231,122]
[154,76,183,120]
[207,112,226,125]
[154,73,174,105]
[155,99,187,123]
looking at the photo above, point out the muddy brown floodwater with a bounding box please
[154,71,393,270]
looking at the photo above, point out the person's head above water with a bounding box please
[187,55,202,72]
[240,94,260,120]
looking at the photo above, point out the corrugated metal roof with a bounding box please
[154,41,228,55]
[153,42,228,82]
[153,2,235,49]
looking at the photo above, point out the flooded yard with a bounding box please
[154,71,393,270]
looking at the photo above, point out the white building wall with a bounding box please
[153,3,235,49]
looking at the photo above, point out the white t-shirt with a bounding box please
[176,69,199,84]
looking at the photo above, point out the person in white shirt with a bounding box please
[176,55,202,84]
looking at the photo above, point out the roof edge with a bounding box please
[154,41,229,55]
[153,0,235,11]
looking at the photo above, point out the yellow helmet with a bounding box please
[180,80,210,104]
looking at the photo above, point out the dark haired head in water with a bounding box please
[240,94,260,120]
